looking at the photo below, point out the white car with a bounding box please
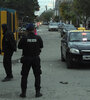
[48,22,59,31]
[21,27,26,32]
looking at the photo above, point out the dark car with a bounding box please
[61,30,90,68]
[60,24,76,37]
[43,22,49,25]
[58,22,65,29]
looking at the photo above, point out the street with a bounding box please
[0,25,90,100]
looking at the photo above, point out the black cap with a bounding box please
[26,23,34,31]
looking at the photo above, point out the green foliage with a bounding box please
[54,16,59,22]
[73,0,90,26]
[0,0,39,21]
[39,10,54,22]
[59,0,90,26]
[73,0,90,15]
[59,2,75,22]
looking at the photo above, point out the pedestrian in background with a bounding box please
[34,27,37,35]
[2,24,16,82]
[18,23,43,98]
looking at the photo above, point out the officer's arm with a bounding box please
[38,36,43,48]
[18,38,24,49]
[9,33,16,51]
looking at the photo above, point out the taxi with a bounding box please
[61,28,90,68]
[77,27,86,30]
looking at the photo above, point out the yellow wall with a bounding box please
[1,11,7,51]
[0,10,18,54]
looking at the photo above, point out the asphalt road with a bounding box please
[0,25,90,100]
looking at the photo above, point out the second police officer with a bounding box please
[2,24,16,82]
[18,23,43,98]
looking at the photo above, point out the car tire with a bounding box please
[66,54,73,69]
[61,48,65,61]
[67,60,72,69]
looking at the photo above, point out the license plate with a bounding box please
[83,55,90,60]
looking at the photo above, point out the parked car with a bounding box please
[48,22,59,31]
[61,29,90,68]
[43,22,48,25]
[60,24,76,37]
[58,22,65,29]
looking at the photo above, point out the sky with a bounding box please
[38,0,55,15]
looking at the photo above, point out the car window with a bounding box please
[69,32,90,42]
[49,23,58,26]
[64,25,76,31]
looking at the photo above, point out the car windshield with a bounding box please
[69,32,90,42]
[49,23,58,26]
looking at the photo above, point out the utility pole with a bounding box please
[53,0,56,9]
[53,0,54,9]
[45,5,47,10]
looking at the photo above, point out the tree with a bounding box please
[54,16,59,22]
[0,0,39,22]
[39,10,54,22]
[59,1,75,23]
[73,0,90,27]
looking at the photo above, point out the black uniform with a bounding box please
[18,31,43,97]
[2,24,16,81]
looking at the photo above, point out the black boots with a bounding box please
[35,91,42,97]
[20,93,26,98]
[20,89,26,98]
[20,90,42,98]
[2,76,13,82]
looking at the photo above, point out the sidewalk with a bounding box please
[0,50,31,99]
[0,49,45,100]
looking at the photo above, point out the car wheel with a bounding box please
[61,33,63,37]
[66,54,73,69]
[61,48,65,61]
[67,60,72,69]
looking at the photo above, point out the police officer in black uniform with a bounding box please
[18,23,43,98]
[2,24,16,82]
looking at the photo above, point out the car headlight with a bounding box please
[70,48,80,54]
[63,29,67,33]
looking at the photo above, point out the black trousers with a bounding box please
[21,56,42,92]
[3,52,13,77]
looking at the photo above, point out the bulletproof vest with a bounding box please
[22,34,40,56]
